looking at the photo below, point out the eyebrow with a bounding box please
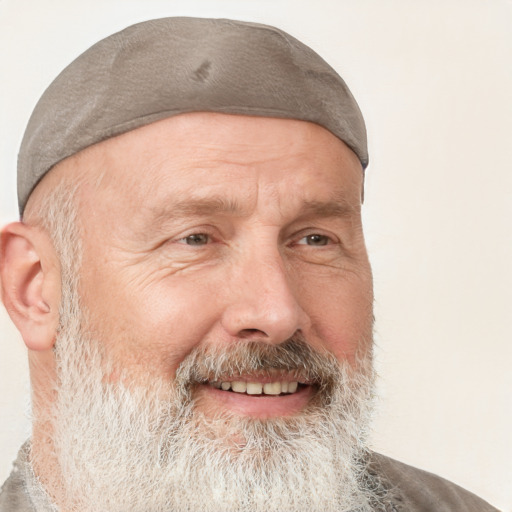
[149,196,251,221]
[146,194,358,228]
[296,199,358,219]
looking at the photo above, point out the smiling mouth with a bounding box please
[194,372,318,417]
[208,379,308,396]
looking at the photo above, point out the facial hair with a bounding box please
[32,275,384,512]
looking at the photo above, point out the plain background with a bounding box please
[0,1,510,510]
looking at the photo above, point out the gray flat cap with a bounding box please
[17,17,368,214]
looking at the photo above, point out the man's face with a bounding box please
[75,112,373,418]
[33,113,379,512]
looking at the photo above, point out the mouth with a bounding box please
[178,339,335,419]
[195,374,315,418]
[209,379,304,396]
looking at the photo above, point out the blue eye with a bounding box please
[299,234,330,246]
[180,233,210,246]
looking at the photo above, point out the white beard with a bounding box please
[31,274,385,512]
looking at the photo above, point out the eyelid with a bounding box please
[296,236,333,248]
[291,229,339,246]
[174,229,215,245]
[174,228,217,243]
[176,233,211,245]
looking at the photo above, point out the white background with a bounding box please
[0,1,511,510]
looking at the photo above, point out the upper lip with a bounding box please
[203,371,311,385]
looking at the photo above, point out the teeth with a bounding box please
[212,380,300,395]
[263,382,281,395]
[246,382,263,395]
[231,381,247,393]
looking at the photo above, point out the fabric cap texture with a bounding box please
[17,17,368,214]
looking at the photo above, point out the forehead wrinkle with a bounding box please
[180,134,314,169]
[145,184,360,233]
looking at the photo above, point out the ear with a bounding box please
[0,222,61,351]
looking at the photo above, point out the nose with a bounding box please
[220,249,310,343]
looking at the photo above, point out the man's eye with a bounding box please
[298,234,330,246]
[179,233,210,246]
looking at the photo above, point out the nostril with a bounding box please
[237,328,267,339]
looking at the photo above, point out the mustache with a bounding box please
[175,335,344,391]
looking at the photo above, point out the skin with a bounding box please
[1,112,373,422]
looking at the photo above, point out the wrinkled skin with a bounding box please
[71,112,373,418]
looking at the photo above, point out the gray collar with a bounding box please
[0,442,55,512]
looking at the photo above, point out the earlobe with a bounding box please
[0,222,61,351]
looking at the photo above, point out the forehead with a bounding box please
[63,113,363,219]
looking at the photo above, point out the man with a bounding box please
[0,16,499,512]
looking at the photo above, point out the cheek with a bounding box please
[298,268,373,361]
[80,265,224,379]
[139,278,221,362]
